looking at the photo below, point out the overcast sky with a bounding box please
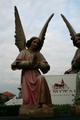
[0,0,80,95]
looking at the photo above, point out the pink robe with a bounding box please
[11,49,52,106]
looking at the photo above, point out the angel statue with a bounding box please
[61,14,80,103]
[61,14,80,74]
[11,6,54,111]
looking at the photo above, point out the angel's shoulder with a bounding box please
[36,52,44,57]
[20,48,28,54]
[36,52,45,60]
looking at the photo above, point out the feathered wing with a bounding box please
[38,13,54,48]
[14,6,26,52]
[61,14,76,40]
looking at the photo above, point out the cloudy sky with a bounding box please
[0,0,80,95]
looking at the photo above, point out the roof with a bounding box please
[5,97,22,105]
[3,91,15,97]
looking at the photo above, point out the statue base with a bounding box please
[19,105,54,118]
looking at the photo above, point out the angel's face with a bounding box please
[73,33,80,48]
[30,38,40,50]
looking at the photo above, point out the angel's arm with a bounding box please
[11,50,36,70]
[11,50,31,70]
[11,60,33,70]
[36,52,50,74]
[11,50,25,70]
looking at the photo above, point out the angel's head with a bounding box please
[26,37,43,51]
[72,33,80,48]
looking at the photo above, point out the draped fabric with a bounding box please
[21,70,52,105]
[21,70,41,105]
[12,49,52,106]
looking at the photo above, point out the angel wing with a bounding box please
[14,6,26,52]
[36,13,54,51]
[61,14,76,40]
[39,14,54,42]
